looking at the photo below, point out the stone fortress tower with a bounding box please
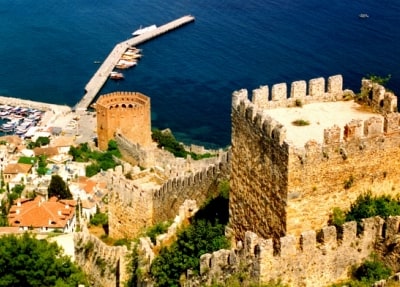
[94,91,152,151]
[229,75,400,246]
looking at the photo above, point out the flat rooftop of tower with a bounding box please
[266,100,382,147]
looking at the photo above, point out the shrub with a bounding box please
[295,99,303,107]
[344,175,354,189]
[90,212,108,226]
[353,255,391,283]
[292,119,310,126]
[145,221,171,244]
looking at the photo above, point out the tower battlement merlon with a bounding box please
[240,75,344,110]
[360,79,398,113]
[232,88,287,146]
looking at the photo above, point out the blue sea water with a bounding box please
[0,0,399,148]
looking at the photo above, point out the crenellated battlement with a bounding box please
[243,75,343,110]
[108,150,230,239]
[199,216,397,286]
[232,89,287,146]
[154,151,229,199]
[230,75,400,256]
[74,232,129,286]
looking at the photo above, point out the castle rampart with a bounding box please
[197,216,394,287]
[74,232,129,287]
[107,152,230,239]
[95,91,152,151]
[230,75,400,245]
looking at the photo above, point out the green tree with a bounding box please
[0,233,88,286]
[48,175,72,199]
[150,220,229,286]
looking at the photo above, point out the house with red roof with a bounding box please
[8,197,77,233]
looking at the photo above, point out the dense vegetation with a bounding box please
[26,136,50,149]
[90,210,109,235]
[18,155,48,175]
[69,140,121,177]
[329,193,400,285]
[0,233,88,286]
[48,174,73,199]
[330,192,400,231]
[127,180,230,287]
[151,129,215,160]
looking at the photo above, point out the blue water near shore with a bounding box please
[0,0,399,148]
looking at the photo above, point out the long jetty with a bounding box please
[75,15,195,112]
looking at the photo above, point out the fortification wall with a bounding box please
[287,113,400,235]
[95,91,152,151]
[107,172,155,239]
[230,75,400,243]
[153,152,230,222]
[107,152,229,239]
[197,216,399,287]
[74,232,129,287]
[230,88,289,244]
[115,133,155,167]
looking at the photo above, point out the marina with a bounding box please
[74,14,195,112]
[0,105,44,138]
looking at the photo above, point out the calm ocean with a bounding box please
[0,0,399,148]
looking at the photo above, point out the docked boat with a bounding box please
[132,24,157,36]
[110,71,124,80]
[115,59,137,69]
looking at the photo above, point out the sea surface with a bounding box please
[0,0,399,148]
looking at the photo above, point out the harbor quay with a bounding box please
[0,96,71,115]
[0,95,97,143]
[74,15,195,112]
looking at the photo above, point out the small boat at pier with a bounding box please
[132,24,157,36]
[110,71,124,80]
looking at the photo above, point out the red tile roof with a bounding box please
[3,163,32,174]
[8,197,76,229]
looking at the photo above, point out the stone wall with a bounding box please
[95,91,152,151]
[115,133,155,167]
[107,152,230,239]
[153,152,230,222]
[230,75,400,245]
[287,113,400,235]
[74,232,129,287]
[108,172,155,239]
[230,88,289,245]
[196,216,400,287]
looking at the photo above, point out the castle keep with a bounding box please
[230,75,400,244]
[94,91,152,151]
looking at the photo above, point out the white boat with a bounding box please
[359,13,369,19]
[132,24,157,36]
[110,71,124,80]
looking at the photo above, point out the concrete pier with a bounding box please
[75,15,195,112]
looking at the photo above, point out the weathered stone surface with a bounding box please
[95,91,152,151]
[74,232,129,287]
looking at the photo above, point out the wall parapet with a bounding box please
[198,216,397,286]
[74,232,129,287]
[244,75,343,110]
[232,89,287,146]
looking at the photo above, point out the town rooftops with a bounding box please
[8,196,76,229]
[3,163,32,174]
